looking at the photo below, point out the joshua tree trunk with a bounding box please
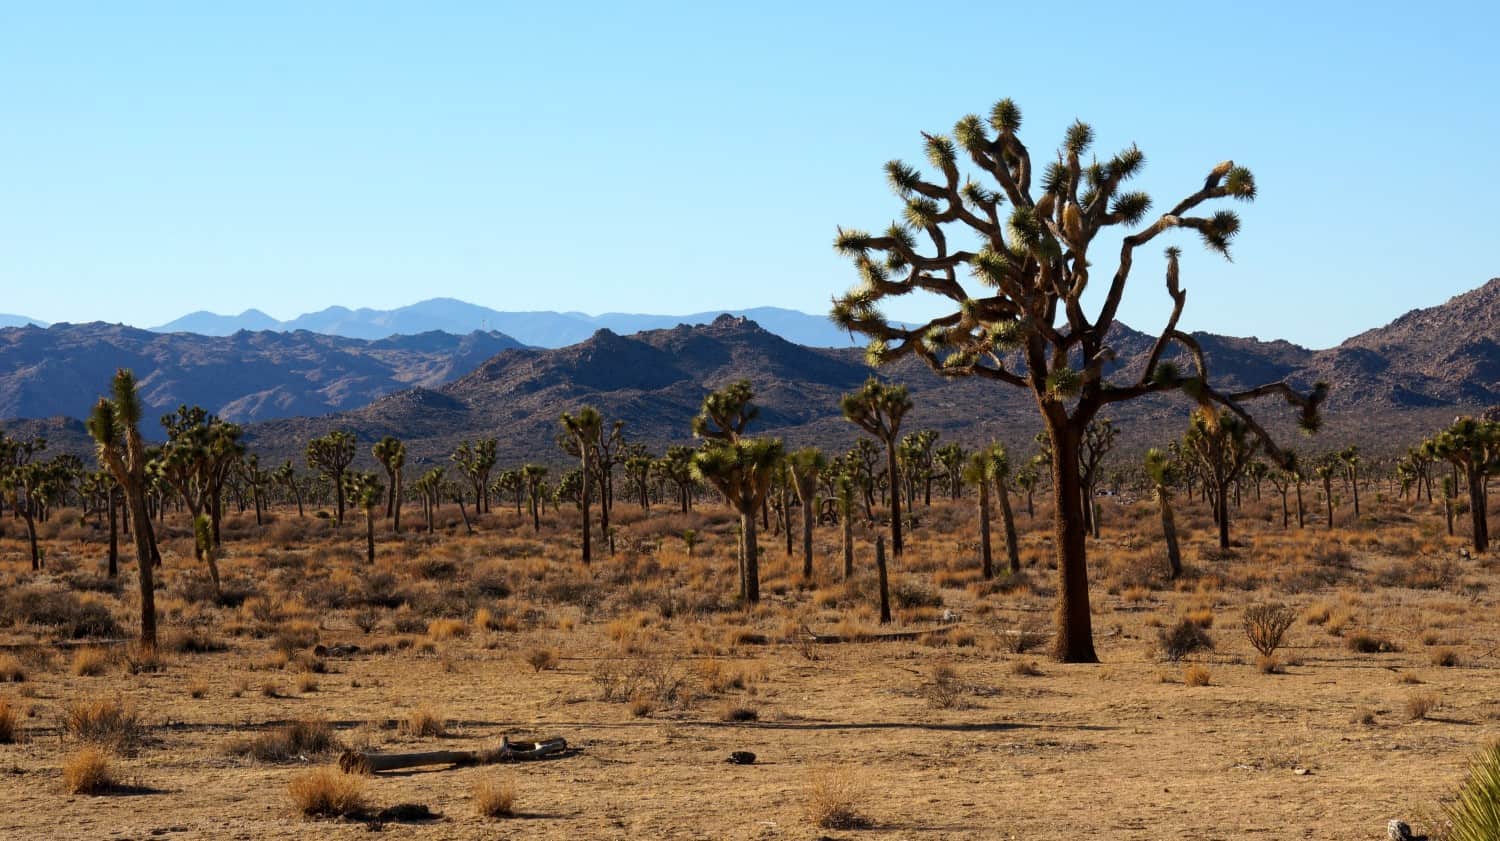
[875,536,891,624]
[885,443,903,556]
[456,491,474,535]
[393,469,403,534]
[366,508,376,563]
[127,494,158,648]
[997,480,1020,575]
[1216,487,1230,550]
[22,508,39,571]
[1467,467,1489,553]
[741,510,760,603]
[1048,420,1097,663]
[1159,497,1182,579]
[107,489,119,578]
[1295,481,1305,528]
[579,461,592,564]
[841,506,854,580]
[800,496,815,580]
[976,478,993,580]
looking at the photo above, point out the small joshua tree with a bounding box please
[830,98,1324,660]
[372,436,405,532]
[1182,408,1259,550]
[306,431,356,525]
[559,408,603,563]
[840,378,913,557]
[86,369,159,648]
[1428,417,1499,553]
[787,447,827,580]
[346,471,385,564]
[1144,448,1183,579]
[961,448,995,579]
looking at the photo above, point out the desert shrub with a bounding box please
[62,747,114,794]
[288,768,366,819]
[1242,603,1296,657]
[524,647,559,673]
[473,778,515,818]
[924,663,964,709]
[401,706,447,738]
[62,698,141,751]
[230,718,338,762]
[0,655,24,682]
[719,702,759,722]
[1431,647,1461,667]
[1010,659,1043,677]
[71,647,110,677]
[1374,556,1460,591]
[1183,664,1211,686]
[889,577,942,609]
[1157,619,1213,662]
[805,768,871,829]
[0,587,121,639]
[1406,691,1440,721]
[0,698,18,743]
[361,571,406,608]
[1346,632,1398,654]
[1443,742,1500,841]
[166,626,227,654]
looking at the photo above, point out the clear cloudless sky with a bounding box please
[2,1,1497,348]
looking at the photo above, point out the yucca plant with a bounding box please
[840,378,912,557]
[1443,741,1500,841]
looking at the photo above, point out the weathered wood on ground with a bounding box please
[339,736,570,774]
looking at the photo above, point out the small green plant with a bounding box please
[1443,742,1500,841]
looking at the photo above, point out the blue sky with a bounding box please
[2,2,1496,347]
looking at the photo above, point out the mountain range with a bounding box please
[0,324,522,423]
[151,299,863,348]
[4,278,1497,465]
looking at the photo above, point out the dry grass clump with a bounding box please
[924,662,964,709]
[1256,654,1282,675]
[1010,659,1043,677]
[231,718,338,762]
[62,697,141,751]
[62,746,115,794]
[1430,647,1460,667]
[401,706,447,738]
[1345,632,1397,654]
[0,698,19,743]
[1406,691,1440,721]
[0,654,26,683]
[426,618,467,641]
[805,767,872,829]
[287,767,367,819]
[524,646,559,673]
[1157,618,1213,662]
[71,646,111,677]
[473,778,515,818]
[1183,664,1212,686]
[719,702,759,722]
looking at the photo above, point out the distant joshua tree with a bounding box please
[86,369,159,648]
[451,438,498,515]
[691,381,784,602]
[1143,448,1183,579]
[830,98,1325,660]
[559,408,603,563]
[1182,408,1258,550]
[786,447,827,580]
[520,463,549,532]
[306,430,356,525]
[346,471,385,563]
[372,436,406,532]
[1427,417,1499,553]
[840,378,913,557]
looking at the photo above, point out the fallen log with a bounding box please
[799,623,964,644]
[339,736,570,774]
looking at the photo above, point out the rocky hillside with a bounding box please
[0,323,523,423]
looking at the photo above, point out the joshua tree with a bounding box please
[936,442,966,500]
[494,468,523,515]
[834,472,857,579]
[239,453,270,526]
[691,379,757,442]
[841,378,913,557]
[1015,465,1039,518]
[306,430,356,525]
[1314,454,1340,531]
[1182,408,1259,550]
[1143,448,1183,579]
[830,98,1324,660]
[655,446,697,512]
[988,443,1021,574]
[693,437,785,603]
[1265,458,1296,529]
[624,451,654,510]
[273,461,305,517]
[86,369,159,648]
[900,429,940,507]
[0,433,48,569]
[787,447,827,580]
[962,448,995,579]
[158,405,244,593]
[414,466,445,533]
[372,436,406,532]
[451,438,498,515]
[1339,445,1362,518]
[347,471,385,563]
[520,463,549,532]
[560,408,603,563]
[1427,417,1499,553]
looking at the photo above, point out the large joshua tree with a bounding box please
[840,378,913,557]
[306,430,356,525]
[86,370,159,648]
[831,98,1324,661]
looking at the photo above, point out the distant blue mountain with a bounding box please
[0,314,48,329]
[150,298,862,347]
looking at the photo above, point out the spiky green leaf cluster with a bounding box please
[953,114,988,151]
[884,160,921,197]
[1045,367,1082,399]
[1110,191,1152,224]
[989,98,1021,132]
